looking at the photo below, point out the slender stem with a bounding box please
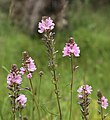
[29,78,34,94]
[19,109,23,120]
[38,75,42,103]
[53,69,62,120]
[29,78,40,120]
[69,55,74,120]
[44,32,62,119]
[83,86,88,120]
[13,84,16,120]
[83,70,88,120]
[101,106,104,120]
[29,78,35,120]
[51,51,62,119]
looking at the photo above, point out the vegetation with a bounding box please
[0,4,110,120]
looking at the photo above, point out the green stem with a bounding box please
[53,69,62,120]
[19,109,23,120]
[69,55,74,120]
[45,32,62,120]
[29,78,40,120]
[29,78,34,120]
[83,86,88,120]
[38,75,42,103]
[101,106,104,120]
[13,84,16,120]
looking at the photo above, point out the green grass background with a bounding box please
[0,3,110,120]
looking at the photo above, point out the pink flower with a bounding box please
[38,17,55,33]
[101,96,108,109]
[16,94,27,107]
[78,94,83,99]
[77,85,92,99]
[63,39,80,57]
[27,73,32,79]
[62,43,71,57]
[77,86,83,93]
[84,85,92,94]
[72,44,80,57]
[26,57,36,72]
[7,73,22,86]
[7,73,13,81]
[20,67,26,75]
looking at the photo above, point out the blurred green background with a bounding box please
[0,0,110,120]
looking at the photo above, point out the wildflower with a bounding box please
[78,94,83,99]
[22,51,38,118]
[77,84,92,119]
[7,64,22,86]
[26,57,36,72]
[7,64,24,119]
[97,91,108,119]
[20,67,26,75]
[77,85,92,97]
[16,94,27,107]
[38,17,62,119]
[38,17,55,33]
[21,51,36,79]
[101,96,108,109]
[27,73,32,79]
[22,52,36,73]
[77,86,83,93]
[63,38,80,57]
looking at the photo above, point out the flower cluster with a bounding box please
[38,17,55,33]
[16,94,27,108]
[63,37,80,57]
[97,91,108,119]
[7,64,22,86]
[20,51,37,79]
[97,91,108,109]
[77,85,92,119]
[7,64,27,118]
[77,85,92,98]
[38,16,63,119]
[101,96,108,109]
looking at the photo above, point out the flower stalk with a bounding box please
[38,17,62,120]
[69,54,74,120]
[44,31,62,120]
[21,51,40,120]
[77,85,92,120]
[19,109,23,120]
[7,64,27,120]
[62,37,80,120]
[38,71,43,103]
[97,91,108,120]
[101,106,104,120]
[13,84,16,120]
